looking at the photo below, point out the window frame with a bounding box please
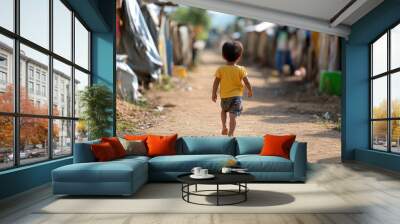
[370,21,400,154]
[0,0,92,171]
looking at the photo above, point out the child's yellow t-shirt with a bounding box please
[215,65,247,99]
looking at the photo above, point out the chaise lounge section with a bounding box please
[235,137,307,182]
[52,141,149,196]
[52,136,307,196]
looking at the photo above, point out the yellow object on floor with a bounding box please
[173,66,188,78]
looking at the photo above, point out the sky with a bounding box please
[0,0,89,75]
[209,11,237,29]
[164,5,237,30]
[392,25,400,70]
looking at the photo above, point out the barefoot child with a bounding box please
[212,41,253,136]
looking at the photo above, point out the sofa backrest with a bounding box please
[235,136,264,155]
[73,140,100,163]
[75,136,279,160]
[176,136,236,155]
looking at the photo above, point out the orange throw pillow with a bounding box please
[91,142,117,162]
[101,137,127,158]
[260,134,296,159]
[146,134,178,157]
[124,135,148,141]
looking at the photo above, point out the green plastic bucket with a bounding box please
[319,71,341,96]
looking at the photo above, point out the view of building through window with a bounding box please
[0,0,91,170]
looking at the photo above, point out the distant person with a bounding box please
[275,26,293,74]
[212,41,253,136]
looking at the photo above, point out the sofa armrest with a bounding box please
[73,140,100,163]
[289,142,307,182]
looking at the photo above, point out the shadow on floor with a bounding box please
[204,190,295,207]
[305,130,340,139]
[242,105,317,124]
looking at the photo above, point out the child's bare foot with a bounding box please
[221,128,228,135]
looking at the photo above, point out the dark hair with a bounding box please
[222,41,243,62]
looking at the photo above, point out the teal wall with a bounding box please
[355,149,400,172]
[92,32,116,135]
[342,43,370,160]
[0,0,115,200]
[343,0,400,171]
[66,0,111,32]
[0,158,72,199]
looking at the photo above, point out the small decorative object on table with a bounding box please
[190,167,214,179]
[226,159,238,168]
[221,159,244,173]
[221,167,232,173]
[222,167,248,174]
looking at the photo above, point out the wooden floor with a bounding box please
[1,162,400,224]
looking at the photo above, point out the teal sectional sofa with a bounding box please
[52,136,307,196]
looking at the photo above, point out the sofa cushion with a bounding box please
[260,134,296,159]
[119,138,147,156]
[124,135,148,141]
[149,154,235,172]
[91,142,118,162]
[115,155,150,163]
[177,136,236,155]
[235,136,263,155]
[73,140,100,163]
[147,134,178,157]
[53,159,147,183]
[236,155,293,172]
[101,137,127,158]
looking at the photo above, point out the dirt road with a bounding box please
[146,51,341,163]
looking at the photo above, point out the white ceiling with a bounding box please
[170,0,384,37]
[227,0,352,22]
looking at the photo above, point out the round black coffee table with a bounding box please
[177,173,255,206]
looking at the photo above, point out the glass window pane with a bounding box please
[391,72,400,118]
[53,119,72,157]
[75,18,89,70]
[75,120,88,143]
[20,44,49,115]
[20,117,49,165]
[372,121,388,151]
[391,24,400,70]
[74,69,89,118]
[53,0,72,60]
[53,59,72,117]
[0,35,14,112]
[391,120,400,153]
[0,116,14,170]
[372,76,387,119]
[372,33,387,76]
[20,0,49,49]
[0,0,14,31]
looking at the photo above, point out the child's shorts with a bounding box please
[221,96,243,116]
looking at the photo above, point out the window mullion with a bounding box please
[48,0,54,160]
[88,31,91,75]
[370,45,373,149]
[388,30,391,152]
[13,0,20,167]
[71,10,76,155]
